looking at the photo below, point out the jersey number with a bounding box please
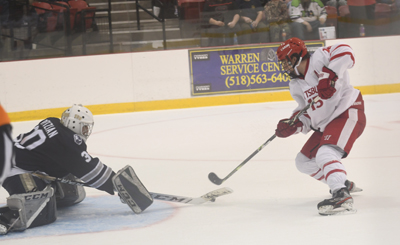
[308,96,323,111]
[15,126,46,150]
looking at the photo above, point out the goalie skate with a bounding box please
[318,188,356,216]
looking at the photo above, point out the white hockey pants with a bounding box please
[295,144,347,193]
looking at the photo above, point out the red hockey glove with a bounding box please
[317,66,338,100]
[275,116,303,138]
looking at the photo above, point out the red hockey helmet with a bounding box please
[277,37,308,62]
[276,38,308,78]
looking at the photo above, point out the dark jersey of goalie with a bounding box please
[13,117,115,195]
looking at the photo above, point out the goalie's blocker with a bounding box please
[112,165,153,214]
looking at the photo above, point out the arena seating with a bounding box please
[51,1,77,30]
[178,0,205,22]
[338,5,350,17]
[68,0,96,30]
[32,2,58,32]
[325,5,338,29]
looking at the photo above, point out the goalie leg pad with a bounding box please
[112,165,153,214]
[1,174,57,232]
[6,185,55,231]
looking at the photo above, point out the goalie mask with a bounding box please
[276,37,309,79]
[61,104,94,142]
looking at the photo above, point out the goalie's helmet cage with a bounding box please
[60,104,94,142]
[277,37,308,78]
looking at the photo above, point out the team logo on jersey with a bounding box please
[74,134,83,145]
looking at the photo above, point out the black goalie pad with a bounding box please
[112,165,153,214]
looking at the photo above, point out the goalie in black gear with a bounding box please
[0,104,152,235]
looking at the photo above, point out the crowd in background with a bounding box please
[200,0,400,46]
[1,0,400,59]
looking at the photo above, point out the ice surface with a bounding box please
[1,93,399,245]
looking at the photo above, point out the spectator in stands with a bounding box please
[237,0,270,44]
[260,0,270,7]
[264,0,292,42]
[152,0,178,19]
[325,0,347,7]
[347,0,376,37]
[202,0,241,46]
[289,0,327,40]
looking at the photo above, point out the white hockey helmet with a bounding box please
[60,104,94,142]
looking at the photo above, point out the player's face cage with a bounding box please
[278,58,293,80]
[81,122,94,138]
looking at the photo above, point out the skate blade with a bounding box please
[318,203,357,216]
[350,186,363,193]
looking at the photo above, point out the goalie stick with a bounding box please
[208,96,321,185]
[31,172,233,205]
[150,187,233,205]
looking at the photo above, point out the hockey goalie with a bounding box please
[0,104,153,235]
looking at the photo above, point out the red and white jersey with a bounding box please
[289,43,360,133]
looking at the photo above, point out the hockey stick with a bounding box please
[31,172,233,205]
[208,96,321,185]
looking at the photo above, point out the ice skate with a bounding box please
[330,180,363,194]
[318,188,356,216]
[345,180,363,193]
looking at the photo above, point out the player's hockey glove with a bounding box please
[275,113,303,138]
[317,66,338,99]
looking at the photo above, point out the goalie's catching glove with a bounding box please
[317,66,337,100]
[275,113,303,138]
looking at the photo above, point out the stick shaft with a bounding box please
[32,172,228,205]
[220,133,276,183]
[209,96,320,184]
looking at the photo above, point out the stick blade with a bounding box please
[200,187,233,202]
[208,172,223,185]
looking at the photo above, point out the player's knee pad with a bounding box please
[315,144,344,169]
[295,152,318,174]
[55,174,86,207]
[5,185,56,231]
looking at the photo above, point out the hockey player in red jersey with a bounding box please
[0,104,152,234]
[275,38,366,215]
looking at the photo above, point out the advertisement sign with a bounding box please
[319,27,336,40]
[189,41,325,96]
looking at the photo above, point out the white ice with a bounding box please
[1,93,400,245]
